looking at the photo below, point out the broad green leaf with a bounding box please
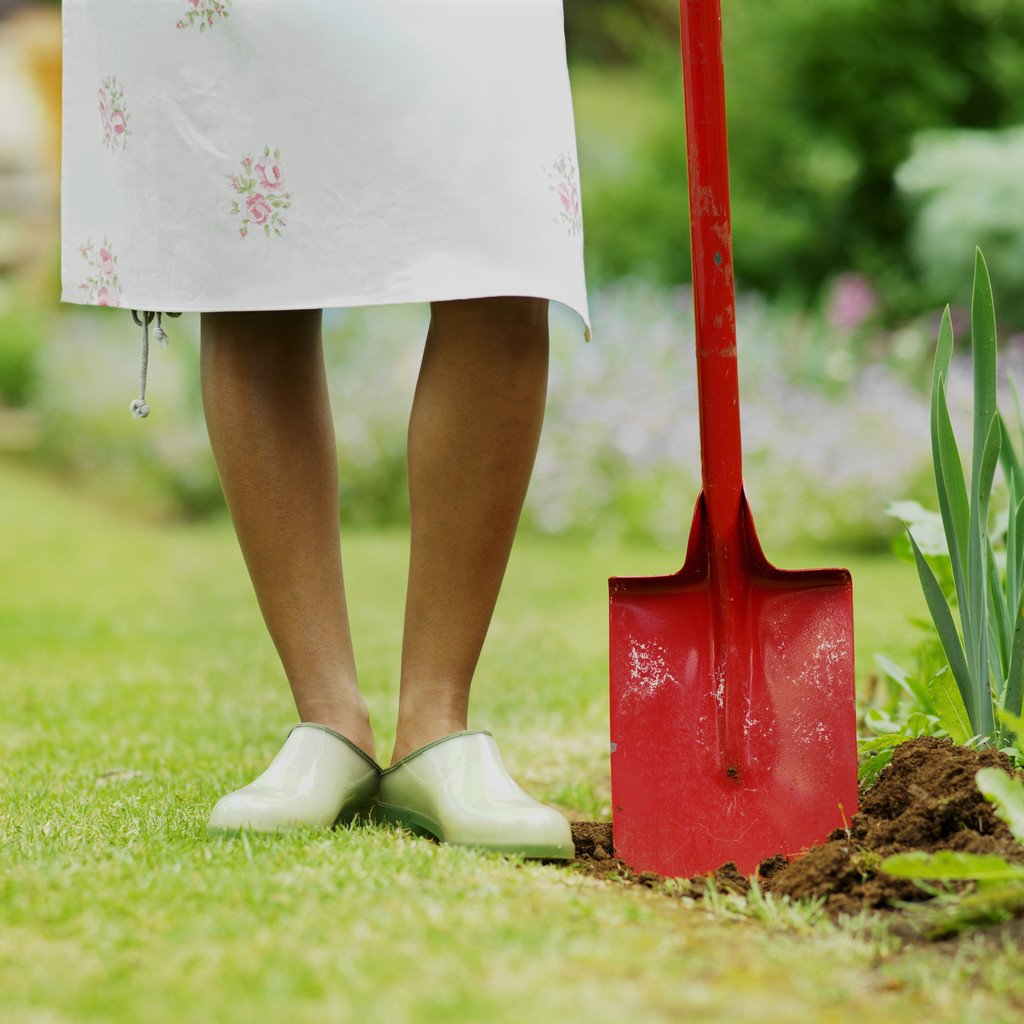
[906,711,940,735]
[976,767,1024,842]
[997,709,1024,743]
[882,850,1024,882]
[862,706,896,730]
[909,531,977,730]
[857,749,895,784]
[927,668,974,744]
[885,501,948,557]
[857,734,914,753]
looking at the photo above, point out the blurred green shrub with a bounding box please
[0,300,44,407]
[32,307,224,518]
[897,127,1024,327]
[571,0,1024,318]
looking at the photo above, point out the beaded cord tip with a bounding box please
[129,310,181,419]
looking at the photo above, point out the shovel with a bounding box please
[608,0,859,879]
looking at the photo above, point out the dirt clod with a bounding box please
[764,737,1023,916]
[570,737,1024,918]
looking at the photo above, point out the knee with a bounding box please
[479,295,549,333]
[200,309,323,382]
[429,296,549,349]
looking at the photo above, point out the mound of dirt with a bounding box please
[570,737,1024,916]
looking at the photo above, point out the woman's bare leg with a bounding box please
[391,296,549,764]
[200,309,375,760]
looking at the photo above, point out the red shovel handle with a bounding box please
[680,0,742,538]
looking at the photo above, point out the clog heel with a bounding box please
[376,731,574,859]
[207,723,380,834]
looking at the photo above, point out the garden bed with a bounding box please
[569,736,1024,925]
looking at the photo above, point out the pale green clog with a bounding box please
[376,731,574,859]
[207,723,380,835]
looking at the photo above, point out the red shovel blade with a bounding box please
[609,493,858,878]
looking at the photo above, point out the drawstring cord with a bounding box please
[129,310,181,419]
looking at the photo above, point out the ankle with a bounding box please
[390,715,469,765]
[295,697,376,761]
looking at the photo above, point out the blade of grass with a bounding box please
[874,653,934,713]
[986,542,1011,685]
[936,384,971,598]
[970,249,998,501]
[962,251,1000,740]
[1014,491,1024,616]
[1006,585,1024,720]
[1007,479,1021,631]
[908,531,975,724]
[963,414,1000,738]
[931,316,971,647]
[999,412,1024,499]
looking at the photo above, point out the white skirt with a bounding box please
[60,0,590,338]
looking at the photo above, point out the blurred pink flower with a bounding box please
[827,273,876,331]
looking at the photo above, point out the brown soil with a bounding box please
[570,737,1024,919]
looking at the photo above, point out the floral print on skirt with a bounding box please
[61,0,590,339]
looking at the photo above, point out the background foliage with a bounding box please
[1,1,1023,547]
[566,0,1024,322]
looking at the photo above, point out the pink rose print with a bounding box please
[99,75,131,152]
[246,194,272,226]
[176,0,231,31]
[254,154,285,192]
[546,152,583,238]
[78,238,124,306]
[228,146,293,238]
[97,247,115,278]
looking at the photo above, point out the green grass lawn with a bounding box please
[2,459,1019,1024]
